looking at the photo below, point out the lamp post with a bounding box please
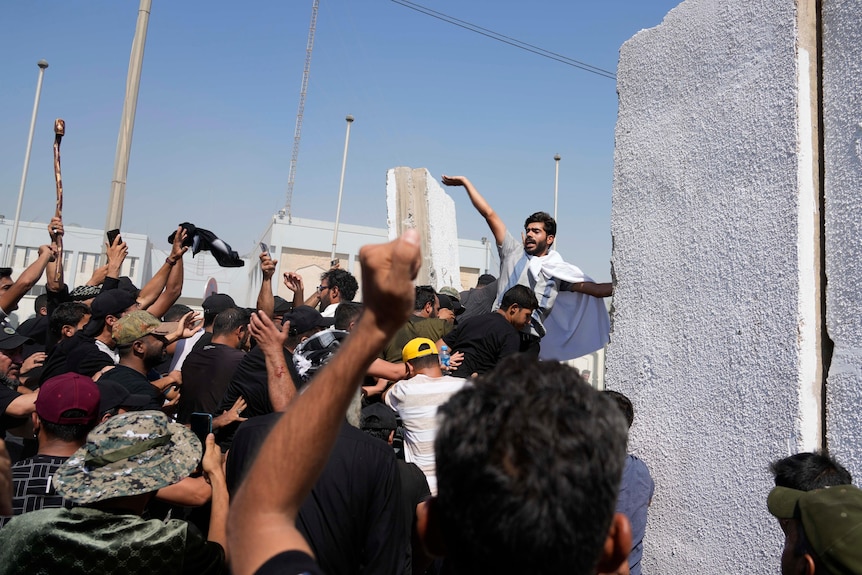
[330,115,354,263]
[5,59,49,267]
[104,0,151,255]
[553,154,561,221]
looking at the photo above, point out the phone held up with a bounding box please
[106,228,122,246]
[189,412,213,458]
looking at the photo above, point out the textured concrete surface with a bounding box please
[386,167,462,290]
[608,1,818,573]
[823,0,862,481]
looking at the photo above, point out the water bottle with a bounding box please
[439,345,451,369]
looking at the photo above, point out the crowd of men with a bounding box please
[0,176,857,575]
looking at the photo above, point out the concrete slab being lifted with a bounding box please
[385,167,463,291]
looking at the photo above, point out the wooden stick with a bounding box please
[53,119,65,281]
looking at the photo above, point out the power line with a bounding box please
[390,0,616,80]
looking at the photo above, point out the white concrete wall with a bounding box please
[608,1,816,573]
[823,1,862,480]
[386,168,463,290]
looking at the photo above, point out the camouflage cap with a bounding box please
[438,286,461,301]
[112,310,178,346]
[53,410,200,504]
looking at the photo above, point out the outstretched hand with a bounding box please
[170,226,189,261]
[441,175,469,188]
[283,272,303,293]
[170,311,203,342]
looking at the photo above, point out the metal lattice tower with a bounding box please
[284,0,319,223]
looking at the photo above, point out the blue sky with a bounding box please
[1,1,680,281]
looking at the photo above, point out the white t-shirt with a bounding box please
[384,373,469,495]
[320,302,339,318]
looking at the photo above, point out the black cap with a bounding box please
[437,294,465,316]
[96,381,151,415]
[361,403,397,431]
[283,306,334,335]
[273,296,293,315]
[83,289,138,337]
[0,325,33,350]
[202,293,236,316]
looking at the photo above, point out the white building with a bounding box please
[0,214,494,320]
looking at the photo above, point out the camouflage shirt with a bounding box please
[0,507,225,575]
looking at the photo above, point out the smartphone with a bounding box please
[259,242,269,256]
[189,412,213,457]
[106,228,121,246]
[330,258,340,269]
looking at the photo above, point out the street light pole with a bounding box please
[553,153,561,221]
[5,59,49,267]
[330,115,354,263]
[104,0,151,251]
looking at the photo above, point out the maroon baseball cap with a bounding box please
[35,373,101,426]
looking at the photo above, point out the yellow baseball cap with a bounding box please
[402,337,438,363]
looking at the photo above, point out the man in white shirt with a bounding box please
[315,269,358,318]
[383,337,468,495]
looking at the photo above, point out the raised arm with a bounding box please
[202,433,230,560]
[104,234,128,282]
[256,252,277,319]
[569,281,613,298]
[138,227,188,311]
[0,244,56,313]
[46,218,65,293]
[283,272,305,310]
[442,175,507,246]
[146,228,188,318]
[248,312,294,411]
[228,229,421,575]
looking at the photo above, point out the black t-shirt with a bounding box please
[0,385,25,437]
[192,331,214,353]
[397,459,430,575]
[227,415,408,575]
[39,332,115,384]
[442,312,520,378]
[98,365,162,410]
[458,280,498,321]
[214,346,300,450]
[254,550,324,575]
[178,344,245,424]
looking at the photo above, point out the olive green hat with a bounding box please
[768,485,862,574]
[53,410,200,504]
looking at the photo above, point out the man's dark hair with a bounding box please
[603,389,634,429]
[334,302,363,330]
[40,409,95,443]
[163,304,193,322]
[770,452,852,491]
[414,286,437,311]
[49,302,90,339]
[33,294,48,313]
[435,355,627,575]
[321,269,358,302]
[524,212,557,238]
[0,268,12,279]
[213,307,251,337]
[500,285,538,311]
[407,353,439,371]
